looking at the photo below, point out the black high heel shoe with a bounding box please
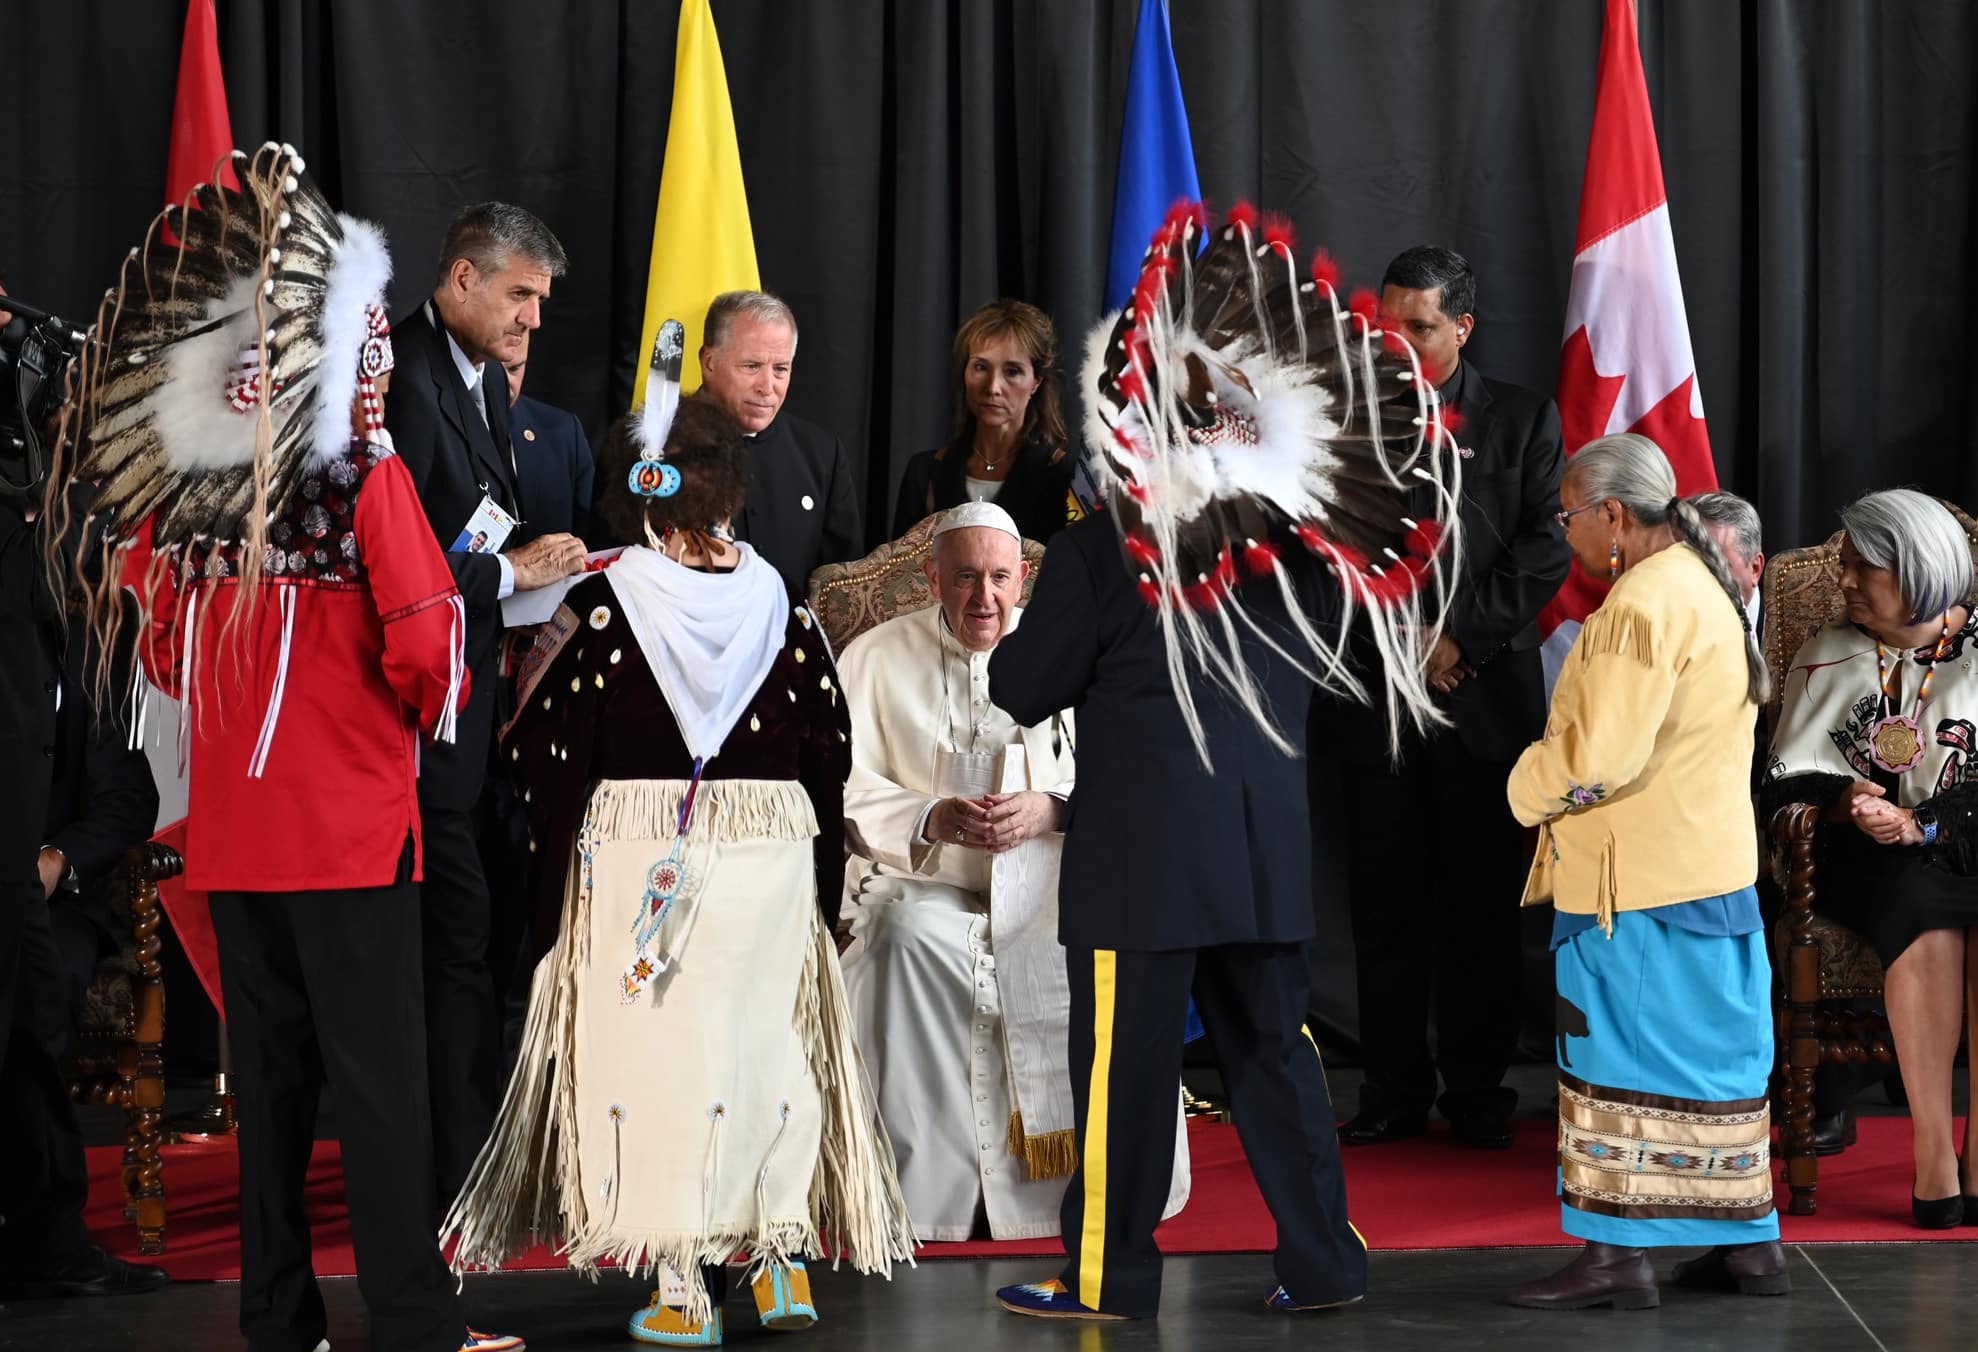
[1911,1188,1964,1230]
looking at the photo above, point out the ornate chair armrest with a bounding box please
[127,840,186,888]
[1770,801,1819,916]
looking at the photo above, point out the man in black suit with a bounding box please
[697,291,861,601]
[503,343,594,540]
[0,474,166,1300]
[988,518,1366,1320]
[384,202,588,1204]
[28,604,159,1061]
[1328,246,1570,1151]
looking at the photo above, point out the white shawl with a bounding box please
[605,543,788,762]
[1770,616,1978,808]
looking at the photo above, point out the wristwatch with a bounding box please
[1914,804,1940,847]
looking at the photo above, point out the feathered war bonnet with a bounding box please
[56,142,395,639]
[1081,201,1468,766]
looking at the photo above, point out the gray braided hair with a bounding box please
[1566,432,1770,704]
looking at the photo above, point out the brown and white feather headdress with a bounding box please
[1083,201,1466,765]
[59,142,393,579]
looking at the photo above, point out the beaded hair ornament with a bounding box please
[627,318,685,500]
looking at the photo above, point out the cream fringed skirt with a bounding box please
[442,778,916,1323]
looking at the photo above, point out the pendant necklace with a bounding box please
[1869,615,1954,774]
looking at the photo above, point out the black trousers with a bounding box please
[0,886,95,1270]
[18,886,107,1063]
[1058,941,1367,1318]
[417,799,500,1207]
[212,874,464,1352]
[1343,737,1523,1121]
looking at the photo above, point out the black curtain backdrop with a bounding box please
[8,0,1978,555]
[9,0,1977,1055]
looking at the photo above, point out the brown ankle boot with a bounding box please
[1670,1241,1790,1295]
[1505,1242,1660,1310]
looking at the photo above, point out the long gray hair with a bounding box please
[1566,432,1770,704]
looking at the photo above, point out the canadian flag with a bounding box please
[163,0,237,238]
[1539,0,1717,686]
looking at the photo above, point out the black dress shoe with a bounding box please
[0,1246,170,1299]
[1506,1242,1660,1310]
[1338,1109,1427,1146]
[1449,1107,1515,1151]
[1670,1241,1791,1296]
[1811,1109,1856,1156]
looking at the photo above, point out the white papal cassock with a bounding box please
[837,603,1191,1241]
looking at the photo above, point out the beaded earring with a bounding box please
[1608,541,1620,581]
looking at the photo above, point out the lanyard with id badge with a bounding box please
[451,495,516,557]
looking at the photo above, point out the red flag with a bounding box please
[164,0,237,236]
[1540,0,1717,670]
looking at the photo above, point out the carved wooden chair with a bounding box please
[806,510,1046,653]
[1765,504,1978,1214]
[65,839,181,1254]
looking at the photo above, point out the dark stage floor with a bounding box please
[37,1061,1969,1349]
[7,1245,1977,1352]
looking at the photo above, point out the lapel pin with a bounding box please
[523,428,536,442]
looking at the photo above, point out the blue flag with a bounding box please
[1104,0,1201,312]
[1109,3,1207,1045]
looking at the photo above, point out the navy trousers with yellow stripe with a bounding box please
[1058,941,1367,1317]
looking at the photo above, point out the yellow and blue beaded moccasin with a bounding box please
[628,1293,722,1346]
[752,1260,818,1331]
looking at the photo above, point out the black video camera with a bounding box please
[1,292,88,510]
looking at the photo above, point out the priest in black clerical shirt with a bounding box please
[694,290,862,602]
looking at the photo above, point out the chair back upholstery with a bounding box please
[1759,501,1978,728]
[807,511,1048,654]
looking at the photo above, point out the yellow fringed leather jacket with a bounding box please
[1508,543,1759,929]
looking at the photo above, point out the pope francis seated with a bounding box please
[837,502,1190,1241]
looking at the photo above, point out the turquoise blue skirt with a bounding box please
[1552,894,1779,1247]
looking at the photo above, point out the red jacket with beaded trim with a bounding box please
[123,442,468,893]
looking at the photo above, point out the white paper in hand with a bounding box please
[501,547,626,627]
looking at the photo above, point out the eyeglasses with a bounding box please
[1553,503,1600,529]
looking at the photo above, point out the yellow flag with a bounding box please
[633,0,759,407]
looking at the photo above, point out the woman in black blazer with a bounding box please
[891,299,1074,544]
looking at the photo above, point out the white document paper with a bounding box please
[500,547,626,628]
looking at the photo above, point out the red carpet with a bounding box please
[90,1116,1973,1280]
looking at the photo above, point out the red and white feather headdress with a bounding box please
[1082,201,1466,764]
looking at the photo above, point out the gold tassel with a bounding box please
[1577,603,1657,668]
[1006,1111,1079,1181]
